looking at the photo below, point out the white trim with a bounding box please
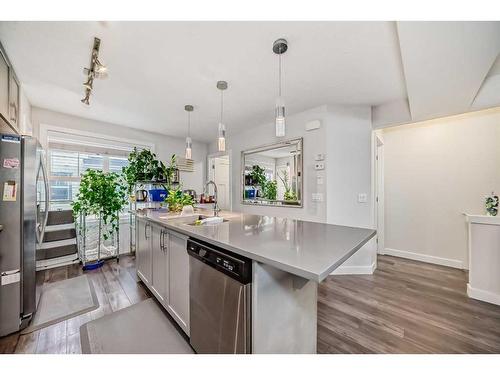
[39,123,155,154]
[37,238,76,250]
[330,261,377,275]
[464,214,500,225]
[36,253,79,271]
[383,247,465,269]
[467,284,500,306]
[373,130,385,254]
[45,223,75,232]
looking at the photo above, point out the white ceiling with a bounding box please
[0,21,405,142]
[0,21,499,141]
[397,21,500,121]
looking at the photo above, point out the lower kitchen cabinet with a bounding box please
[167,231,190,335]
[136,218,152,285]
[150,223,168,303]
[135,217,190,336]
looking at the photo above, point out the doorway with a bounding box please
[207,152,231,210]
[374,133,385,254]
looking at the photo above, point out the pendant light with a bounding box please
[273,38,288,137]
[216,80,228,152]
[184,105,194,160]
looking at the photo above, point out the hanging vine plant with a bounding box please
[122,148,177,194]
[72,170,128,240]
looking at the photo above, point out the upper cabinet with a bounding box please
[0,49,9,120]
[0,42,20,133]
[9,72,19,128]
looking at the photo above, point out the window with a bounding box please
[109,156,129,173]
[48,149,129,210]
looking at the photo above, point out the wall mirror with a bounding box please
[241,137,302,207]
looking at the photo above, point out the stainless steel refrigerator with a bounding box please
[0,132,48,336]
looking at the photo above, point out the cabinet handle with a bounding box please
[162,231,168,252]
[160,229,164,251]
[144,222,150,239]
[10,102,17,123]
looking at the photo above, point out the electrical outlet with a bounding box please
[358,193,368,203]
[314,162,325,170]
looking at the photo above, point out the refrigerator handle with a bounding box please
[39,156,50,244]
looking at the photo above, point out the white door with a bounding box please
[209,155,230,210]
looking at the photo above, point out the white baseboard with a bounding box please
[331,261,377,275]
[467,284,500,306]
[382,247,465,269]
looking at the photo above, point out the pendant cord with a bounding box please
[187,111,191,138]
[220,89,224,125]
[278,52,282,97]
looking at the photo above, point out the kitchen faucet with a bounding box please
[205,180,220,217]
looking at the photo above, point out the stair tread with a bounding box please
[36,244,78,261]
[43,228,76,243]
[47,210,75,226]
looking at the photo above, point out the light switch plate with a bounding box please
[305,120,321,131]
[312,193,324,202]
[314,162,325,170]
[358,193,368,203]
[315,153,325,161]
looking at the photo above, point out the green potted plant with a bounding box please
[263,180,277,200]
[122,148,178,194]
[249,165,267,198]
[164,187,195,213]
[278,169,298,202]
[72,169,128,269]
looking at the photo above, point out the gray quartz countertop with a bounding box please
[133,209,376,283]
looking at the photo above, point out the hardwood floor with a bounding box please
[0,255,150,354]
[318,255,500,353]
[1,254,500,354]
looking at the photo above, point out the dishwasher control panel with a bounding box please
[187,239,252,284]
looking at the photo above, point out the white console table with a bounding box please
[465,214,500,306]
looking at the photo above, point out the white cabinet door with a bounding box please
[8,73,19,129]
[0,51,9,120]
[136,218,152,285]
[167,231,190,335]
[150,223,168,304]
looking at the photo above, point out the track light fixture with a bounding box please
[81,37,108,105]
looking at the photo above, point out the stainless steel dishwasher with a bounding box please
[187,238,252,354]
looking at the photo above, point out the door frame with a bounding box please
[373,131,385,254]
[206,150,232,211]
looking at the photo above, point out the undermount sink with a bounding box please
[185,215,229,226]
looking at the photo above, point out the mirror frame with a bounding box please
[241,137,303,208]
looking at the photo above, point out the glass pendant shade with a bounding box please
[185,136,192,160]
[275,95,286,137]
[218,122,226,152]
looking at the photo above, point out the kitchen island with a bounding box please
[133,209,375,353]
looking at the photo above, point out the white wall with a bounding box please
[382,107,500,268]
[210,104,376,273]
[325,105,376,273]
[31,107,208,193]
[210,105,329,223]
[19,88,33,136]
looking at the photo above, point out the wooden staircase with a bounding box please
[36,210,79,270]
